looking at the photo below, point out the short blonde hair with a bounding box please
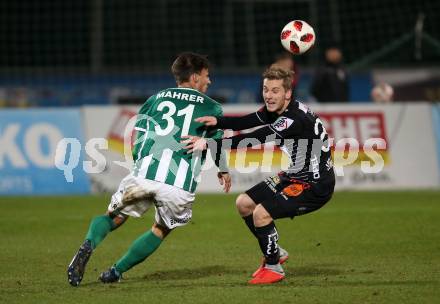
[262,67,294,92]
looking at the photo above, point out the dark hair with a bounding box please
[171,52,210,84]
[262,66,294,92]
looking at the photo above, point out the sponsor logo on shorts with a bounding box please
[265,175,281,193]
[170,216,191,225]
[282,183,305,197]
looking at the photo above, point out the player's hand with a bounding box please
[195,116,218,126]
[181,135,207,153]
[217,172,231,193]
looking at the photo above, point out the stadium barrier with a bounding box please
[197,103,439,191]
[432,104,440,178]
[80,103,439,193]
[0,103,439,195]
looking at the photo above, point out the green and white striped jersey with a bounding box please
[131,87,224,193]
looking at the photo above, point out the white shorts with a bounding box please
[108,174,195,229]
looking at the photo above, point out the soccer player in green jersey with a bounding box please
[67,52,231,286]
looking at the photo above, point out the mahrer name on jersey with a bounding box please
[132,87,223,193]
[156,90,204,103]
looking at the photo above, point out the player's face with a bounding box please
[194,68,211,93]
[263,79,292,113]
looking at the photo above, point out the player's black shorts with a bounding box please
[245,170,335,219]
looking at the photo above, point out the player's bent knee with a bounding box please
[111,215,127,230]
[105,210,128,230]
[152,223,171,240]
[235,193,256,216]
[253,204,273,226]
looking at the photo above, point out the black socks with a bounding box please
[255,221,280,265]
[243,214,259,239]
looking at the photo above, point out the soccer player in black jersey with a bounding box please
[182,67,335,284]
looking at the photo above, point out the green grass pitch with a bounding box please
[1,191,440,304]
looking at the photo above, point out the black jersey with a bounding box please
[215,100,333,183]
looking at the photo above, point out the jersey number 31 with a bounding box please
[155,101,195,137]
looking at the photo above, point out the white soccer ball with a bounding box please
[280,20,316,55]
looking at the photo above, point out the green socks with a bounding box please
[85,216,163,274]
[114,230,162,273]
[85,215,115,249]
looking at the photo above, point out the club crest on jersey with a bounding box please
[272,116,294,131]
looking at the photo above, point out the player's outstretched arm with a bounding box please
[195,111,266,131]
[183,119,302,154]
[182,126,277,153]
[195,116,218,126]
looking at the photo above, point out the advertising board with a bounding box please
[0,109,90,195]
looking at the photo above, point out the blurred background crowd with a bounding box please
[0,0,439,107]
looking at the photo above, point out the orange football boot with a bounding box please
[248,267,285,285]
[251,247,289,278]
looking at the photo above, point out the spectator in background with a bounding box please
[371,82,394,103]
[310,47,349,103]
[258,52,298,103]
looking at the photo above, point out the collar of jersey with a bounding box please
[172,87,199,92]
